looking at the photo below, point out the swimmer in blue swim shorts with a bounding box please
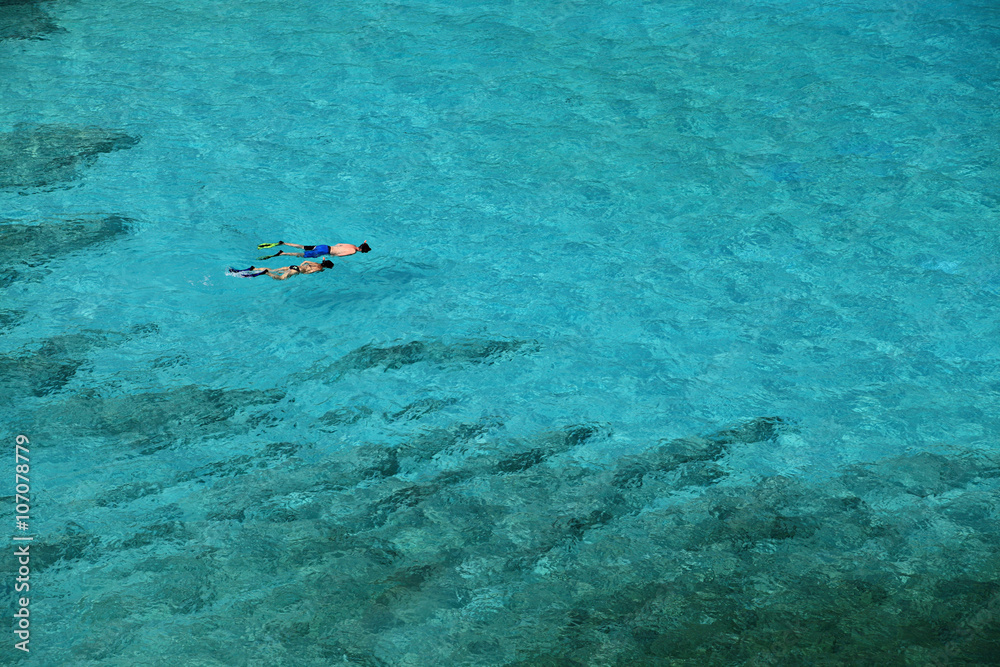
[266,240,370,259]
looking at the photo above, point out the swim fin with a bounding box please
[257,252,280,260]
[228,266,266,278]
[257,241,282,249]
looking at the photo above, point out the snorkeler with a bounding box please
[229,259,334,280]
[257,240,370,260]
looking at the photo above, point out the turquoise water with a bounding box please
[2,0,999,664]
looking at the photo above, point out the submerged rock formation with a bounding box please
[24,384,286,454]
[0,0,62,41]
[28,413,999,664]
[0,124,139,190]
[315,338,541,381]
[0,323,156,402]
[0,215,134,286]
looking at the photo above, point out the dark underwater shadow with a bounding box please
[0,214,136,287]
[0,0,63,41]
[0,124,140,192]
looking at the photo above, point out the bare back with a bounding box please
[327,243,359,257]
[297,261,325,274]
[267,261,325,280]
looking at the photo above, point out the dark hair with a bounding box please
[358,242,371,253]
[321,259,334,268]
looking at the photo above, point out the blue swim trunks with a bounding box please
[303,244,331,258]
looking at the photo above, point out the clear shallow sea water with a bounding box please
[1,0,998,664]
